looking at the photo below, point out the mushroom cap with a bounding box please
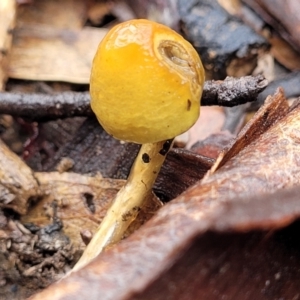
[90,19,205,144]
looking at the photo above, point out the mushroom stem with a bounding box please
[73,139,173,271]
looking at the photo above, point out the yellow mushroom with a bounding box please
[74,19,205,271]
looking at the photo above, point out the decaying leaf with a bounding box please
[28,89,300,299]
[22,172,162,250]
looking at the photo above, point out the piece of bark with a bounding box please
[178,0,269,79]
[243,0,300,53]
[0,75,268,121]
[28,87,300,300]
[0,138,40,215]
[0,0,16,90]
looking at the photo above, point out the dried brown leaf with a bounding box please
[22,172,162,249]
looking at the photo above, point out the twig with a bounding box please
[0,91,92,121]
[202,75,268,106]
[0,75,268,121]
